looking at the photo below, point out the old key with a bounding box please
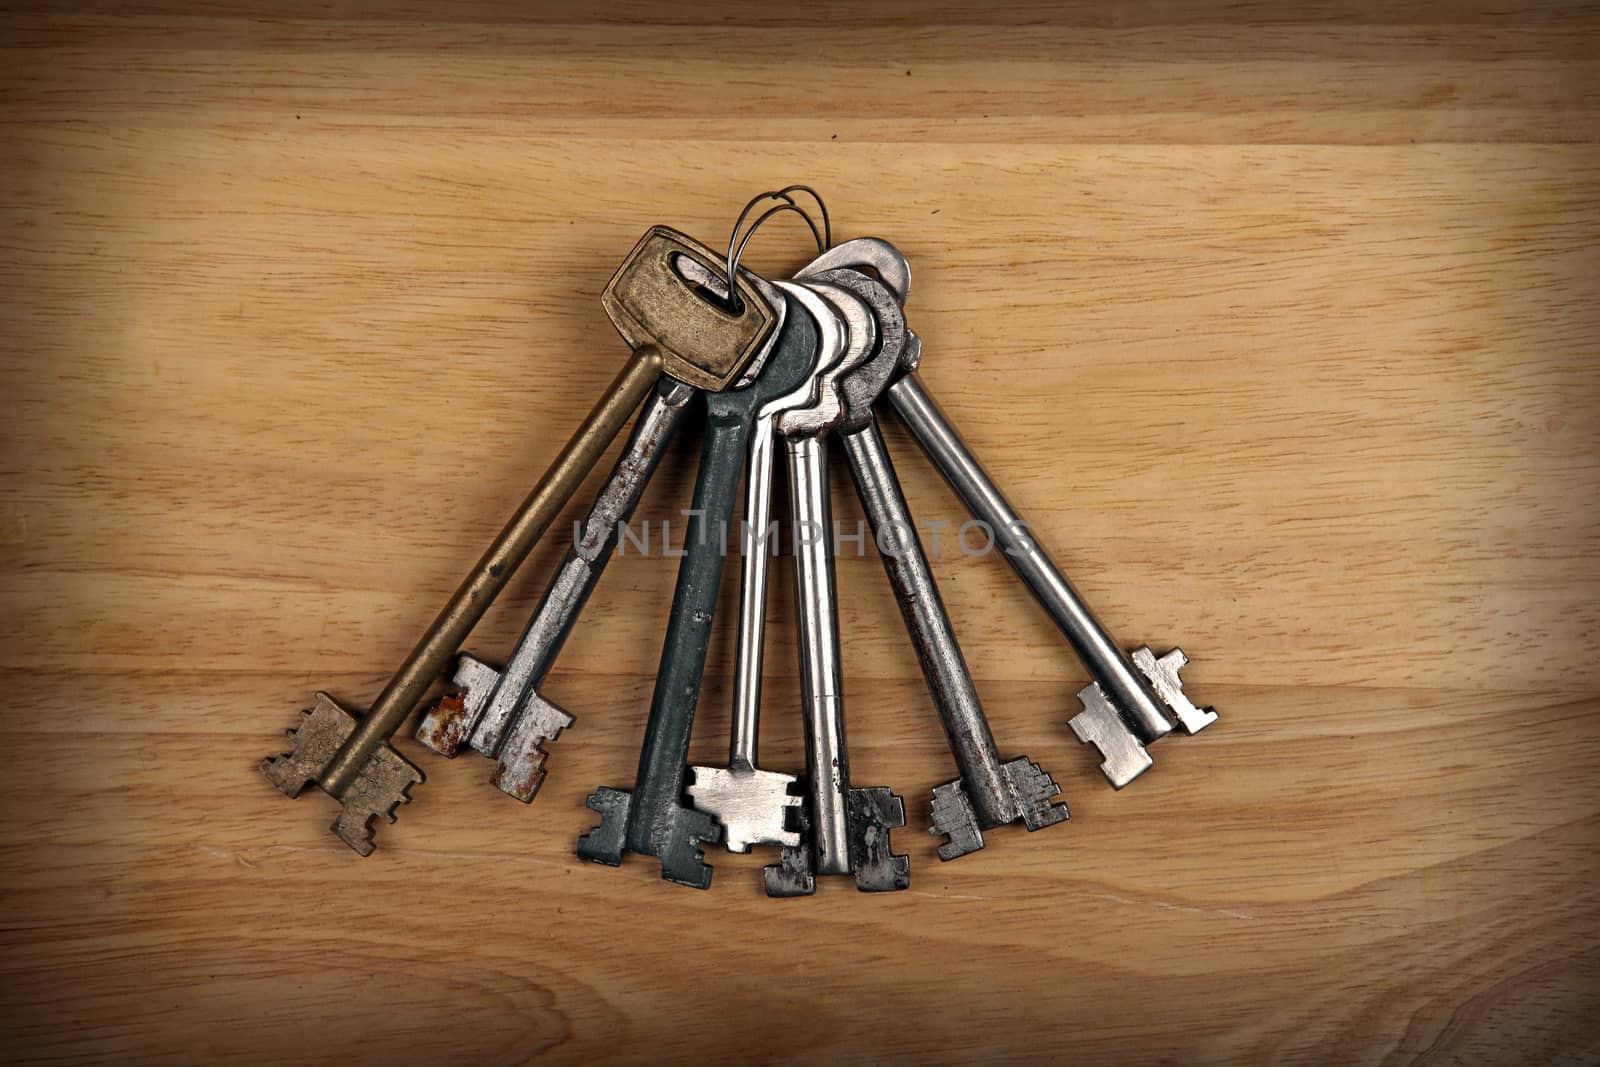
[261,227,782,854]
[575,285,823,888]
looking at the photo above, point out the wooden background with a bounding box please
[2,3,1597,1064]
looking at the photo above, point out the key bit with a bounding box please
[929,781,985,860]
[1133,646,1217,734]
[260,693,421,856]
[846,787,913,892]
[683,765,802,854]
[1070,681,1155,788]
[1070,646,1215,787]
[414,654,502,758]
[1003,756,1070,830]
[488,690,576,801]
[763,845,818,898]
[577,786,724,889]
[929,757,1069,861]
[765,787,911,896]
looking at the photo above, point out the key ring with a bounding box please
[722,185,831,313]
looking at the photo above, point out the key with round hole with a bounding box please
[413,268,790,801]
[820,267,1068,858]
[866,248,1217,790]
[762,279,910,897]
[259,226,782,855]
[575,284,824,889]
[684,269,877,860]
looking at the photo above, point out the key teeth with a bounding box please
[1132,646,1218,735]
[490,694,576,803]
[764,843,816,897]
[764,803,815,896]
[847,787,910,892]
[414,654,502,757]
[929,780,984,861]
[575,787,631,867]
[329,741,423,856]
[1071,682,1155,789]
[1000,757,1070,831]
[260,692,356,798]
[657,805,722,891]
[575,791,720,889]
[685,766,803,853]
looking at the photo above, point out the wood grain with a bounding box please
[1,3,1597,1064]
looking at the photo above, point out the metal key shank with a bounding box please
[576,293,821,889]
[412,380,697,800]
[886,359,1216,789]
[843,422,1067,857]
[684,278,846,854]
[765,280,908,895]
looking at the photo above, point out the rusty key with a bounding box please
[261,227,782,855]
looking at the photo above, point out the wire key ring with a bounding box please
[722,186,831,313]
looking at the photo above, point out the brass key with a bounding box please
[261,227,780,855]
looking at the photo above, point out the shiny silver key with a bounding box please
[763,279,909,897]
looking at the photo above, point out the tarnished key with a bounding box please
[414,268,790,802]
[683,277,852,854]
[763,280,910,897]
[411,380,694,796]
[575,285,823,889]
[260,226,781,854]
[819,268,1068,859]
[873,251,1217,790]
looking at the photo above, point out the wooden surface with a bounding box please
[2,3,1598,1064]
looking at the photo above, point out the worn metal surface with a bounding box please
[798,271,905,434]
[684,273,848,856]
[601,226,778,392]
[842,421,1068,859]
[411,380,694,801]
[796,237,911,306]
[262,226,780,853]
[258,692,421,856]
[768,281,908,895]
[576,291,822,889]
[773,283,873,440]
[886,371,1220,788]
[667,254,788,391]
[413,654,503,758]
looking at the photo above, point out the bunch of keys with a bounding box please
[260,188,1218,892]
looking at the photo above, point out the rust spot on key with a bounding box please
[488,750,548,803]
[416,692,470,757]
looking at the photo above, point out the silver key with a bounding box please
[684,267,852,853]
[808,265,1069,859]
[868,251,1216,788]
[411,381,691,797]
[764,279,909,896]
